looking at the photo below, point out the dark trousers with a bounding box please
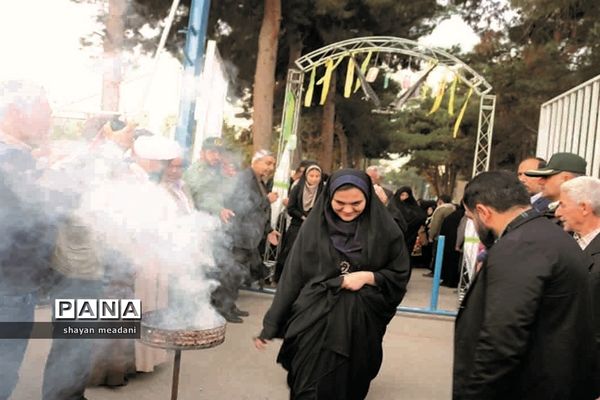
[0,292,36,400]
[42,275,102,400]
[211,247,261,314]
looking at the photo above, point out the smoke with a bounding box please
[39,138,225,327]
[80,176,225,329]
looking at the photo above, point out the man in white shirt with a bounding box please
[555,176,600,398]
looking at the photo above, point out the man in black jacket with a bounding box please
[556,176,600,397]
[454,171,596,400]
[222,150,280,322]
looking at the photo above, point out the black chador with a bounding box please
[259,169,410,400]
[387,186,426,252]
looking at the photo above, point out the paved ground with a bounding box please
[11,270,456,400]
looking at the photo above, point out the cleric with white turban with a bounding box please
[131,134,181,182]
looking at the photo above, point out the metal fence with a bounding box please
[537,74,600,178]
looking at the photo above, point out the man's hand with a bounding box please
[282,198,289,207]
[373,184,388,205]
[267,230,281,246]
[341,271,375,291]
[220,208,235,224]
[254,337,270,350]
[267,192,279,203]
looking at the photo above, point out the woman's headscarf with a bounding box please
[301,164,322,212]
[395,186,418,206]
[388,185,427,234]
[323,169,371,266]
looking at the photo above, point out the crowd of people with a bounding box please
[1,78,600,400]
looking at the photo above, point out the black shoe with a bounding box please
[232,305,249,317]
[422,272,434,277]
[224,313,243,323]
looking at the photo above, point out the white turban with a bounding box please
[251,149,274,163]
[133,135,181,160]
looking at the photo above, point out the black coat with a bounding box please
[453,211,596,400]
[224,168,271,250]
[584,233,600,396]
[386,192,425,249]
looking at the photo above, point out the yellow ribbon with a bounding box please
[428,80,446,115]
[318,59,334,105]
[304,67,316,107]
[317,56,345,105]
[354,51,373,93]
[448,75,458,116]
[453,87,473,138]
[344,56,355,98]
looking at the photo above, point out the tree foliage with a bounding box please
[386,90,478,196]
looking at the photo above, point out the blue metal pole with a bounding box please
[396,306,456,317]
[429,235,445,311]
[174,0,212,154]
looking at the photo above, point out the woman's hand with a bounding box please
[254,337,270,350]
[341,271,375,291]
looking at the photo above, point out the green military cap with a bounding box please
[524,152,587,177]
[202,136,225,151]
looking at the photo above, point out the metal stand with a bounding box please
[396,236,456,317]
[171,350,182,400]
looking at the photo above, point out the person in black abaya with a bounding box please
[274,163,324,283]
[387,186,427,256]
[439,204,465,288]
[254,169,410,400]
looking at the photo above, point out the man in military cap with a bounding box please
[184,136,228,215]
[524,152,587,221]
[183,137,245,322]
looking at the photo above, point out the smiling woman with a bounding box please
[255,169,411,400]
[330,186,367,221]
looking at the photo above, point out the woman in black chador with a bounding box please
[274,163,324,283]
[387,186,427,255]
[255,169,410,400]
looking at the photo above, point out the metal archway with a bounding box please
[276,36,496,179]
[268,37,495,303]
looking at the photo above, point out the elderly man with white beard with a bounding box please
[556,176,600,398]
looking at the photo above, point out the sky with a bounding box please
[0,0,480,132]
